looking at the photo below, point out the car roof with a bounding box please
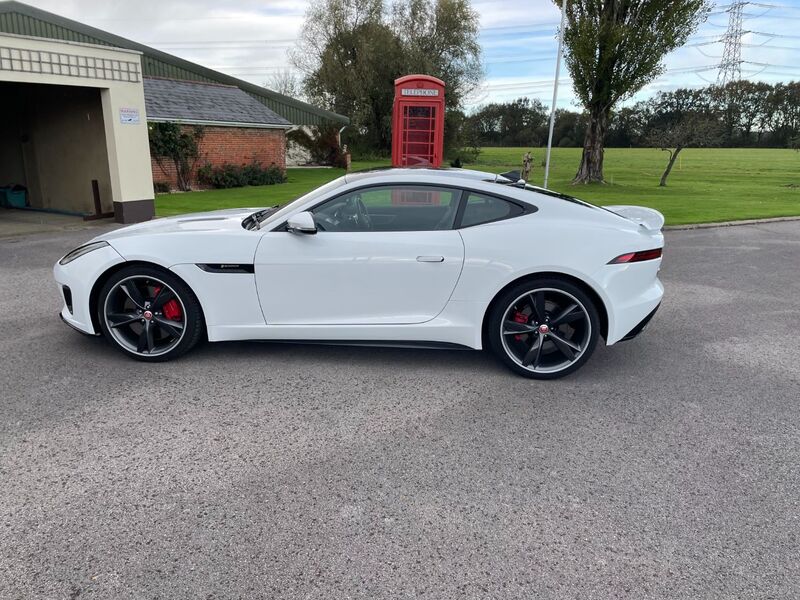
[342,167,591,206]
[344,167,512,185]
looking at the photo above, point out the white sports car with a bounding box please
[54,168,664,379]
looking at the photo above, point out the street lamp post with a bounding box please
[543,0,568,190]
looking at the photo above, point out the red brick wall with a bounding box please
[151,125,286,190]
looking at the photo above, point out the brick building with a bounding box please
[144,78,291,190]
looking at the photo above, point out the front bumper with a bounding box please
[59,311,99,336]
[53,244,126,335]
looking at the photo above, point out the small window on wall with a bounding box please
[459,192,524,228]
[312,186,462,232]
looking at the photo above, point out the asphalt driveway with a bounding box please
[1,221,798,599]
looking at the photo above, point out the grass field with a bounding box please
[155,148,800,225]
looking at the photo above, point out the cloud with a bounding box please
[21,0,800,109]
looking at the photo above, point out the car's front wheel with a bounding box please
[487,277,600,379]
[97,265,204,361]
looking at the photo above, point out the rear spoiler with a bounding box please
[603,205,665,232]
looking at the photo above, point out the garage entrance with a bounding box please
[1,33,155,226]
[0,81,113,218]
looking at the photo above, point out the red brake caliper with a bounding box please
[163,299,182,321]
[512,311,528,341]
[152,286,183,321]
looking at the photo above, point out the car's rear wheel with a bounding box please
[97,265,204,362]
[487,278,600,379]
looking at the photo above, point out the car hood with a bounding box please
[92,208,263,242]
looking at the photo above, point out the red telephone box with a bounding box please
[391,74,445,168]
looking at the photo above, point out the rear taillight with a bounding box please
[608,248,663,264]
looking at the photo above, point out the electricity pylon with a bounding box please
[717,1,746,86]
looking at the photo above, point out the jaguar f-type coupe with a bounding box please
[54,168,664,379]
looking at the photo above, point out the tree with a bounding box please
[291,0,395,150]
[551,109,587,148]
[499,98,548,146]
[464,98,548,147]
[464,103,503,145]
[644,91,722,186]
[557,0,710,183]
[390,0,482,111]
[148,122,204,191]
[732,81,772,145]
[770,82,800,147]
[650,114,721,186]
[291,0,482,154]
[606,105,648,147]
[457,79,797,153]
[265,69,304,99]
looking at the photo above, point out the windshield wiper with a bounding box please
[252,206,279,230]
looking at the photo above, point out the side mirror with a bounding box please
[287,211,317,235]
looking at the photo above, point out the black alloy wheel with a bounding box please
[98,266,204,361]
[488,278,600,379]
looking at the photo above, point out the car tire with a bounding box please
[487,277,600,379]
[97,265,204,362]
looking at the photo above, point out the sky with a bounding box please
[20,0,800,111]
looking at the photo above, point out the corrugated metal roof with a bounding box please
[144,78,291,128]
[0,1,348,126]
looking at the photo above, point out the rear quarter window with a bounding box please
[459,192,524,228]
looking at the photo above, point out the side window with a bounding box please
[312,186,461,232]
[459,192,523,228]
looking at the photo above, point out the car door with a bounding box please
[254,185,465,325]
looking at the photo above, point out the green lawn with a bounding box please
[155,148,800,225]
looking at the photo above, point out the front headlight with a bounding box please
[59,241,109,265]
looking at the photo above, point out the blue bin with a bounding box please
[5,186,27,208]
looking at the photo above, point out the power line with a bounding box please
[714,2,800,10]
[86,14,304,22]
[480,22,560,34]
[750,29,800,38]
[742,42,800,50]
[462,63,724,95]
[147,40,295,48]
[743,60,800,69]
[142,32,721,54]
[743,13,800,19]
[139,21,562,47]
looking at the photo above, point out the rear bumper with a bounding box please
[620,303,660,341]
[595,258,664,344]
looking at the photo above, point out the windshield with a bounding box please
[255,176,348,229]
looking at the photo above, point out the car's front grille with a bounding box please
[62,285,73,314]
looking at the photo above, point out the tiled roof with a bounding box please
[144,77,291,127]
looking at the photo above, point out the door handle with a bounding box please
[417,255,444,263]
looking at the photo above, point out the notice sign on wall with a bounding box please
[401,88,439,97]
[119,107,140,124]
